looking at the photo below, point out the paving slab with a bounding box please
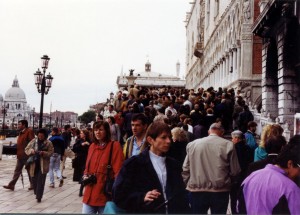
[0,155,83,213]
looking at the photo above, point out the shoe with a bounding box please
[49,184,55,188]
[3,185,14,191]
[62,176,67,179]
[28,185,34,190]
[37,198,41,203]
[59,179,64,187]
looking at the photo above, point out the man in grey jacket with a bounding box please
[182,122,241,214]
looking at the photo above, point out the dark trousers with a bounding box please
[32,168,47,200]
[230,181,242,214]
[9,158,32,188]
[190,191,229,214]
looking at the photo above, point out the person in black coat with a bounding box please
[167,127,189,167]
[237,105,254,133]
[112,121,190,214]
[246,135,287,177]
[230,130,252,214]
[71,129,91,196]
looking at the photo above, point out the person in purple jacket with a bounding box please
[237,143,300,214]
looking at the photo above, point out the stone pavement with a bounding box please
[0,155,83,214]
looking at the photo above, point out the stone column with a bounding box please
[222,60,226,87]
[232,48,237,80]
[277,32,300,129]
[237,46,241,79]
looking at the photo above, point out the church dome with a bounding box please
[5,76,26,101]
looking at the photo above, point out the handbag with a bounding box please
[103,201,126,214]
[65,147,75,159]
[26,140,37,166]
[26,155,37,165]
[104,141,114,198]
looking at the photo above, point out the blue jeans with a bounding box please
[82,203,104,214]
[190,191,229,214]
[49,154,62,185]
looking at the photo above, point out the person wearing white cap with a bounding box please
[182,123,241,214]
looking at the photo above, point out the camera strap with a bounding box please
[106,141,114,176]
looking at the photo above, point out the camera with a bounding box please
[81,174,97,186]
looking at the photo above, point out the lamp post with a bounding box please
[60,113,64,128]
[34,55,53,129]
[49,113,52,129]
[1,104,6,130]
[32,107,35,131]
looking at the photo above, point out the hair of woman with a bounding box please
[92,121,111,143]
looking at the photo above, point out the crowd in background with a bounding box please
[3,84,300,214]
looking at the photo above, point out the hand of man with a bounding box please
[144,189,161,202]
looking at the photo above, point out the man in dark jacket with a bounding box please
[48,127,65,188]
[238,105,254,133]
[230,130,252,214]
[60,124,72,178]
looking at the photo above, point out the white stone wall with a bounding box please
[185,0,261,105]
[185,0,201,88]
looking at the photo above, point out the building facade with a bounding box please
[0,76,32,128]
[0,76,78,129]
[252,0,300,135]
[116,60,186,89]
[185,0,262,107]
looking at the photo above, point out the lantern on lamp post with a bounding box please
[34,55,54,129]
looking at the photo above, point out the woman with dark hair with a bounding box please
[107,116,121,142]
[113,121,190,214]
[72,129,91,196]
[82,121,124,214]
[25,128,54,203]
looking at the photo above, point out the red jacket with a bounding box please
[17,128,35,159]
[82,140,124,206]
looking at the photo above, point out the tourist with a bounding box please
[25,128,54,203]
[72,129,91,196]
[113,121,190,213]
[48,127,65,188]
[237,143,300,214]
[123,113,148,160]
[82,121,124,214]
[182,123,240,214]
[3,120,35,191]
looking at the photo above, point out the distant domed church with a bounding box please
[0,76,32,128]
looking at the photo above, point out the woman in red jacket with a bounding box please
[82,121,124,214]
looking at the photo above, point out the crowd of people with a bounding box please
[2,84,300,214]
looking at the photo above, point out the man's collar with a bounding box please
[19,128,26,134]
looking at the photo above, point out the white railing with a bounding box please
[249,102,291,142]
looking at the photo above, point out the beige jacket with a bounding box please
[25,138,54,177]
[182,134,241,192]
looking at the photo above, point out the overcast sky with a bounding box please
[0,0,190,115]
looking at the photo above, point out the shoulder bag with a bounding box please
[26,140,37,166]
[104,141,114,198]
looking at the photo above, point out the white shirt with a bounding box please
[149,150,167,200]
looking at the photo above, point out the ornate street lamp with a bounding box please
[1,104,7,130]
[32,107,35,130]
[60,113,64,128]
[34,55,54,129]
